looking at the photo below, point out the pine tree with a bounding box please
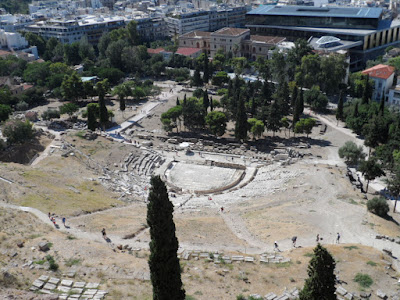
[235,93,248,141]
[299,244,336,300]
[147,176,185,300]
[203,90,209,113]
[336,90,344,124]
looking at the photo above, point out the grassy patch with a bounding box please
[15,171,123,216]
[28,234,41,239]
[66,235,76,240]
[65,258,81,267]
[366,261,377,267]
[354,273,373,288]
[33,260,46,265]
[304,252,313,257]
[75,131,86,139]
[274,261,293,268]
[348,199,358,205]
[344,246,359,251]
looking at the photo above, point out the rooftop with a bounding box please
[147,48,165,54]
[180,31,211,38]
[213,27,250,36]
[362,64,395,80]
[176,47,202,56]
[247,5,383,19]
[250,35,286,44]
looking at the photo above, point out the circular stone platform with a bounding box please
[165,161,245,193]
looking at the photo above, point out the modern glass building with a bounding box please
[246,5,400,70]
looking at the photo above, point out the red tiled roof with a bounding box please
[147,48,165,54]
[362,64,395,80]
[213,27,250,36]
[22,84,33,90]
[176,47,202,56]
[0,50,12,57]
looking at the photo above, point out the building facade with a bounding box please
[362,64,395,101]
[178,31,211,54]
[24,16,125,44]
[166,6,247,36]
[210,27,250,57]
[179,27,285,59]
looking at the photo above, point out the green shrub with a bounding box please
[367,261,377,266]
[354,273,373,288]
[41,109,60,120]
[15,101,29,111]
[3,119,33,144]
[367,197,389,217]
[236,294,246,300]
[46,255,59,271]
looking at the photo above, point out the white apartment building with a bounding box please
[388,86,400,107]
[165,5,247,36]
[0,14,34,32]
[166,11,209,36]
[0,29,29,50]
[24,15,125,44]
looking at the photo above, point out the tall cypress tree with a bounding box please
[192,67,202,86]
[203,90,209,113]
[176,97,180,106]
[336,90,344,124]
[147,176,185,300]
[299,244,336,300]
[293,93,301,131]
[87,103,97,131]
[203,52,209,83]
[353,102,359,118]
[235,93,248,141]
[362,74,370,105]
[379,94,385,116]
[96,79,109,130]
[210,96,214,111]
[299,87,304,114]
[183,94,187,106]
[291,84,298,109]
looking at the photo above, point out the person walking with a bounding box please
[62,217,66,227]
[292,236,297,247]
[101,228,107,240]
[316,234,320,243]
[336,233,341,244]
[274,241,280,252]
